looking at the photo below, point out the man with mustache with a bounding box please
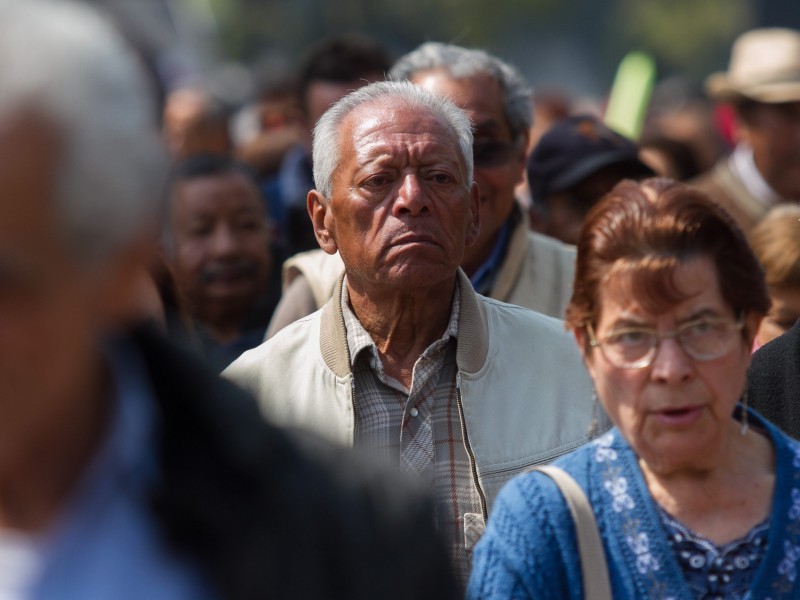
[167,155,278,370]
[225,80,598,587]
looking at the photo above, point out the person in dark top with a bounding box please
[749,319,800,440]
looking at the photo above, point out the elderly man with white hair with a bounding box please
[265,42,577,339]
[0,2,460,599]
[225,79,599,585]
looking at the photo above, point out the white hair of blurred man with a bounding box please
[389,41,532,145]
[0,0,165,264]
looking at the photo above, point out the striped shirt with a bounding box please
[341,282,484,586]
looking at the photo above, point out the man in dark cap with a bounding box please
[527,114,653,245]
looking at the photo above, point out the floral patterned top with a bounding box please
[469,408,800,600]
[657,504,770,599]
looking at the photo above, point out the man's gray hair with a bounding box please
[390,42,533,143]
[313,80,474,198]
[0,0,165,264]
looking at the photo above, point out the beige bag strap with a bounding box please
[531,465,612,600]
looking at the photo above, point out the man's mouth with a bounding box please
[200,262,259,284]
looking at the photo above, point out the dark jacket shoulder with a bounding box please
[131,326,457,600]
[748,322,800,440]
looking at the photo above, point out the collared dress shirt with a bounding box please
[342,283,483,585]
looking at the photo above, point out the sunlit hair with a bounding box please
[312,80,474,198]
[0,0,165,264]
[389,42,533,144]
[749,204,800,290]
[566,178,770,342]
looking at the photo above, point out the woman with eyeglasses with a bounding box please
[469,178,800,599]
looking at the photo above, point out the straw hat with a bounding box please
[706,28,800,103]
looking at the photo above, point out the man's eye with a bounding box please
[363,175,391,188]
[770,317,798,331]
[236,219,262,233]
[188,226,212,237]
[429,172,454,184]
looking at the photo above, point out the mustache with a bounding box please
[198,260,260,284]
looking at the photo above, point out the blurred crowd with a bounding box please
[4,0,800,598]
[159,27,800,368]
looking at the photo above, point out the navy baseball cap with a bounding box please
[527,115,653,204]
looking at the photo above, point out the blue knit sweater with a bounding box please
[468,411,800,599]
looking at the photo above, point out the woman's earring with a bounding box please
[588,387,600,437]
[740,388,749,436]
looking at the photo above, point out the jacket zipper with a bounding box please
[350,374,359,442]
[456,372,488,521]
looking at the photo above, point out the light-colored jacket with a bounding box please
[691,154,773,234]
[265,206,576,338]
[226,270,596,516]
[495,212,575,317]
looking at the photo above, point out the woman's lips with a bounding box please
[653,406,704,427]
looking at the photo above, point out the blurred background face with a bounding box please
[410,69,527,274]
[539,164,640,245]
[162,90,232,160]
[170,171,271,321]
[304,76,384,127]
[757,286,800,346]
[738,101,800,199]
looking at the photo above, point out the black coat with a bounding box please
[131,327,457,599]
[748,320,800,440]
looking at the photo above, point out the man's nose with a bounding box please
[210,224,241,256]
[393,173,430,215]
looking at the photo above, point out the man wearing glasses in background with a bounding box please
[264,42,576,338]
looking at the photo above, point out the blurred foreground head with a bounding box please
[0,0,163,497]
[0,0,164,264]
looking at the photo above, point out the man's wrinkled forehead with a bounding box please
[341,97,461,158]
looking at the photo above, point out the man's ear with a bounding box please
[465,181,481,247]
[308,189,338,255]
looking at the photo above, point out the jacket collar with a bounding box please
[487,203,527,302]
[320,269,489,378]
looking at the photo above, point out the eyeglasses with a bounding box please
[472,140,519,169]
[585,316,745,369]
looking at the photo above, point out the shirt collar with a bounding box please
[341,278,461,369]
[729,143,784,208]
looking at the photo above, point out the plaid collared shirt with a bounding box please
[341,282,484,586]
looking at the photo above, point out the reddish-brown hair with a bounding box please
[566,178,770,336]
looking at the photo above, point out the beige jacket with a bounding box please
[691,157,770,234]
[226,270,597,516]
